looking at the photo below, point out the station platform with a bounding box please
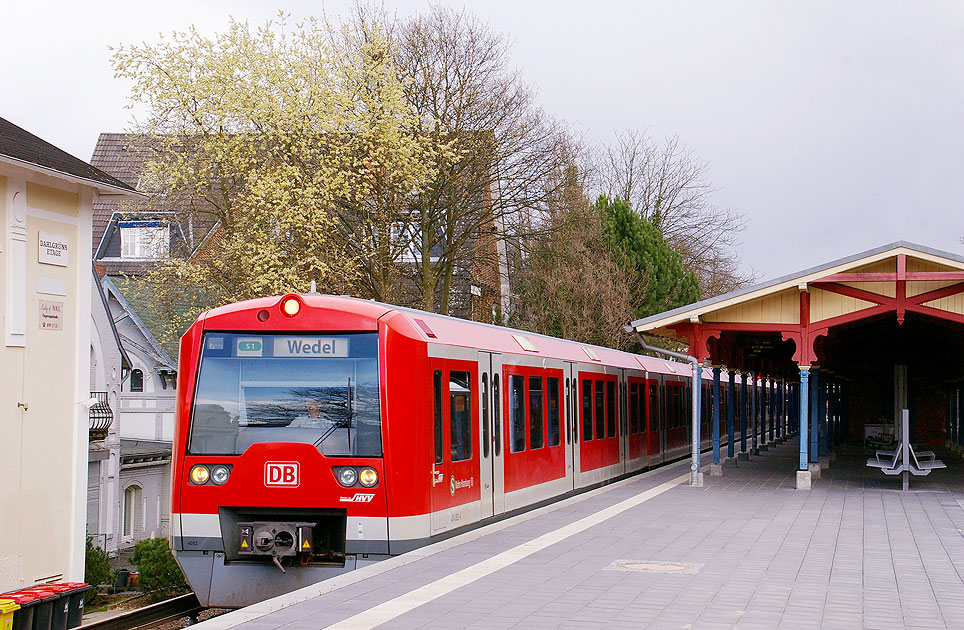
[198,439,964,630]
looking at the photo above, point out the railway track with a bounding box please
[80,593,205,630]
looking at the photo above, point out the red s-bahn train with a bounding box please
[171,293,740,607]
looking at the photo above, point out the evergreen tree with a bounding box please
[598,195,701,319]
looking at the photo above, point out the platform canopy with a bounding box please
[630,241,964,376]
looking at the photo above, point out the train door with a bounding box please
[429,359,479,535]
[619,370,629,474]
[565,362,579,490]
[478,352,505,517]
[649,377,665,465]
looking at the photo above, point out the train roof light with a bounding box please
[582,347,601,361]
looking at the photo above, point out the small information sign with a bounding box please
[39,300,63,330]
[38,231,69,267]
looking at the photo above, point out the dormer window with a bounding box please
[120,221,169,260]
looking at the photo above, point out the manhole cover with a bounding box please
[604,560,701,574]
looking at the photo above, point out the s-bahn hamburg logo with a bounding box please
[265,462,300,487]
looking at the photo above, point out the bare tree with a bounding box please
[391,6,571,315]
[592,129,752,296]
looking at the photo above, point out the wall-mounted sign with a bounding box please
[39,300,63,330]
[38,231,69,267]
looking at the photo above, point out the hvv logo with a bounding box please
[265,462,300,487]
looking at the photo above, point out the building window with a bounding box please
[123,485,142,537]
[120,222,169,260]
[131,369,144,392]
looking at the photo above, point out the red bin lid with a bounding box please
[43,584,72,593]
[1,592,41,604]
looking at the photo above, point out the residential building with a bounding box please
[0,117,138,591]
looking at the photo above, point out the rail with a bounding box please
[79,593,204,630]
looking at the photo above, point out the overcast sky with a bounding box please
[3,1,963,281]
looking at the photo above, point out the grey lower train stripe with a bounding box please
[324,473,687,630]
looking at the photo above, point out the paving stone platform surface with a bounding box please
[204,438,964,629]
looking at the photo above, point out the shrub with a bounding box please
[130,538,187,598]
[84,537,114,588]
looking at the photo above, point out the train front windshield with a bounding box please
[188,332,382,457]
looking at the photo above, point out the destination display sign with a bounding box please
[273,337,349,357]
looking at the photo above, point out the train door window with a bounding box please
[493,374,502,456]
[433,370,443,464]
[594,380,605,439]
[648,384,658,432]
[564,377,571,444]
[572,380,579,443]
[606,381,616,438]
[529,376,544,449]
[582,379,593,441]
[482,373,490,458]
[450,371,472,462]
[509,374,526,452]
[630,383,639,434]
[548,377,561,447]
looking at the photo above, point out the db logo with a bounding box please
[265,462,300,487]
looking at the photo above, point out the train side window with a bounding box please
[450,371,473,462]
[529,376,545,449]
[606,381,616,438]
[493,374,502,456]
[630,383,639,434]
[482,373,490,458]
[595,380,605,439]
[548,377,560,447]
[582,379,593,441]
[509,374,526,453]
[564,377,571,444]
[433,370,443,464]
[572,380,579,443]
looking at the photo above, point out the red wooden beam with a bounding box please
[818,271,964,282]
[809,282,891,306]
[911,281,964,305]
[906,304,964,326]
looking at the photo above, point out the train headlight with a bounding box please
[358,467,378,487]
[190,465,210,485]
[211,465,230,485]
[281,298,301,317]
[337,467,358,487]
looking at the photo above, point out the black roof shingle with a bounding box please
[0,117,137,193]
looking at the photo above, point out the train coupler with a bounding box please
[237,521,316,572]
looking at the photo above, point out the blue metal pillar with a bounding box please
[954,387,960,447]
[818,377,828,456]
[809,368,819,463]
[740,373,748,453]
[799,368,810,470]
[727,370,736,459]
[778,380,784,440]
[762,377,769,444]
[712,367,721,465]
[750,372,757,453]
[769,378,776,442]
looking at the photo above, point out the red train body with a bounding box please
[171,294,737,607]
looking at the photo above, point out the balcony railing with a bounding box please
[89,391,113,441]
